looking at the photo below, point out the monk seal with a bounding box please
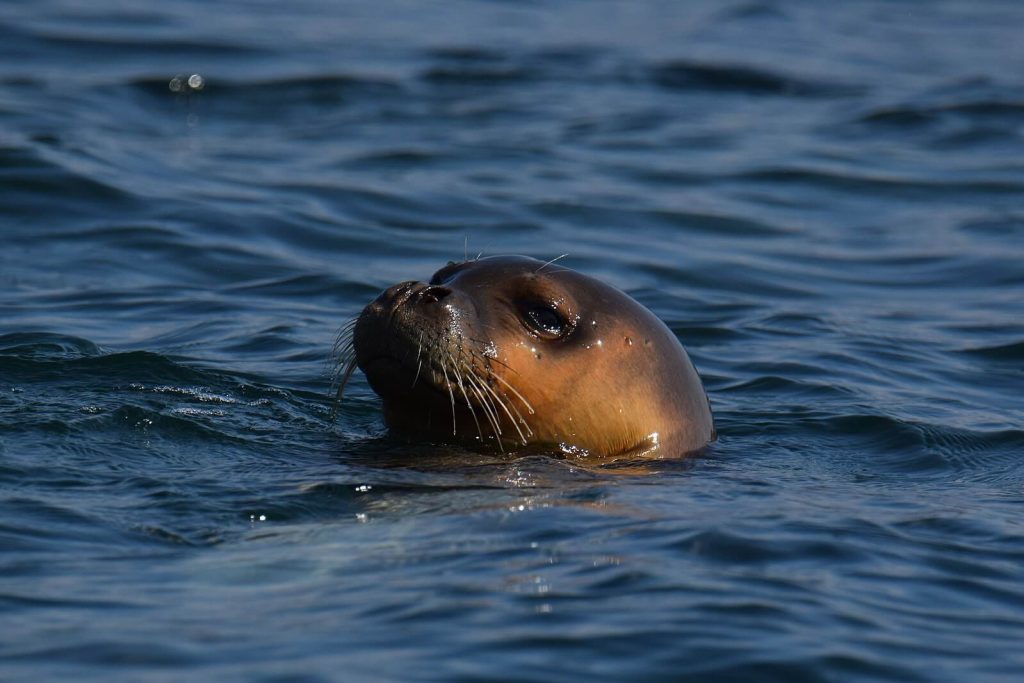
[334,256,714,460]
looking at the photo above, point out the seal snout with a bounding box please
[417,285,452,304]
[377,281,453,309]
[353,277,474,396]
[379,280,420,307]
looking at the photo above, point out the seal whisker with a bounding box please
[440,360,458,437]
[535,253,569,273]
[332,349,355,391]
[449,353,484,445]
[492,384,533,438]
[464,373,504,453]
[461,360,506,445]
[331,344,355,373]
[463,365,503,438]
[470,364,530,445]
[331,337,354,362]
[455,356,497,438]
[484,383,530,446]
[411,331,426,388]
[465,354,532,436]
[412,358,423,388]
[333,318,357,339]
[490,373,536,416]
[460,336,519,375]
[329,356,358,420]
[328,317,361,420]
[329,321,357,372]
[460,348,533,439]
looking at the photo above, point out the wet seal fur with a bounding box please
[334,256,715,460]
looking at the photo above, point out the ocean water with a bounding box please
[1,1,1023,681]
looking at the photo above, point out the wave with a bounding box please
[855,98,1024,128]
[960,340,1024,363]
[650,60,863,98]
[0,341,206,385]
[733,165,1024,196]
[0,145,137,218]
[730,411,1024,480]
[528,199,789,238]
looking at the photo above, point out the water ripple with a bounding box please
[3,1,1024,681]
[651,60,864,97]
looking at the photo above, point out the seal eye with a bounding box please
[524,305,568,339]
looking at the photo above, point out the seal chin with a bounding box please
[357,354,410,396]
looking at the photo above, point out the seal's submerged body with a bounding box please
[340,256,714,460]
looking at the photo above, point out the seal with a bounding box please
[335,256,714,459]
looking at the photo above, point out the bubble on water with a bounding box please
[168,74,205,93]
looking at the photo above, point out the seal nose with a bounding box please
[419,285,452,304]
[382,281,418,301]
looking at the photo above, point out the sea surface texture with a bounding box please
[1,1,1022,681]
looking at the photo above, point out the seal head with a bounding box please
[349,256,714,459]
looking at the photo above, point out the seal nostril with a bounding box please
[421,286,451,304]
[384,281,418,300]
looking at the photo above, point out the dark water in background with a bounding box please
[1,0,1023,680]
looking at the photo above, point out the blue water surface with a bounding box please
[1,1,1023,681]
